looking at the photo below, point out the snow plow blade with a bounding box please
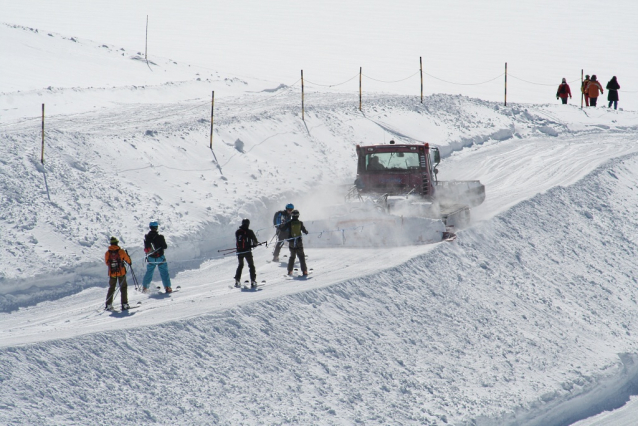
[435,180,485,208]
[303,212,447,248]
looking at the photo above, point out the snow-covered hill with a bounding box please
[3,3,638,424]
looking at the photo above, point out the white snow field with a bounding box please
[3,1,638,424]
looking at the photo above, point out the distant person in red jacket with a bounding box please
[581,75,591,106]
[587,75,604,107]
[556,78,572,104]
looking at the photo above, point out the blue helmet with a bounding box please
[285,203,294,210]
[149,221,159,229]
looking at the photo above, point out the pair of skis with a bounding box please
[285,268,313,280]
[229,280,266,290]
[155,285,182,294]
[105,301,142,313]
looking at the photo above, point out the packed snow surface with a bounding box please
[3,2,638,425]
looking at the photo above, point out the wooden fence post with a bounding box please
[210,90,215,149]
[41,103,45,164]
[581,69,584,109]
[420,56,423,103]
[504,62,508,106]
[145,15,149,61]
[359,67,362,111]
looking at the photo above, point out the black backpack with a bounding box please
[108,249,123,274]
[236,228,250,252]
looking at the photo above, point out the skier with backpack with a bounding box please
[271,203,294,262]
[142,221,173,293]
[104,236,132,311]
[282,210,309,276]
[234,218,260,288]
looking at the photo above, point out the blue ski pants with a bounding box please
[142,255,172,289]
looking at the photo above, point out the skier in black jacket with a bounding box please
[142,221,172,293]
[234,218,260,288]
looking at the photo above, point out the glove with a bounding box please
[303,230,309,235]
[144,247,150,254]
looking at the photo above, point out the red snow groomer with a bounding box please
[351,140,485,230]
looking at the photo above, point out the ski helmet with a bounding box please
[149,221,159,229]
[110,236,119,245]
[241,218,250,227]
[291,210,300,218]
[286,203,294,210]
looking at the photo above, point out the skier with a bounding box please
[283,210,309,276]
[606,76,620,110]
[142,221,173,293]
[581,75,591,106]
[272,203,294,262]
[104,236,132,311]
[587,75,604,107]
[556,78,572,104]
[234,218,260,288]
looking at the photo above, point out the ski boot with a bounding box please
[251,280,258,289]
[234,279,241,288]
[105,304,114,311]
[121,303,130,310]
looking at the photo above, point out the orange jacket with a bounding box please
[588,80,603,98]
[105,245,132,277]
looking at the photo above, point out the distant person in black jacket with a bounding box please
[142,221,172,293]
[607,76,620,110]
[234,218,260,288]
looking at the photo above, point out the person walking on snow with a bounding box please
[105,236,132,311]
[587,75,604,107]
[142,221,172,293]
[606,76,620,110]
[282,210,309,276]
[272,203,294,262]
[581,75,591,106]
[556,78,572,104]
[234,218,260,288]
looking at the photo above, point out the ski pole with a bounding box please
[127,262,141,292]
[217,247,237,253]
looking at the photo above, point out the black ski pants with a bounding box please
[106,275,128,307]
[287,247,307,273]
[235,252,256,282]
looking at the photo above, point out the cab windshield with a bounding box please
[366,152,420,171]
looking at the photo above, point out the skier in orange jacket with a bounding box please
[105,236,132,311]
